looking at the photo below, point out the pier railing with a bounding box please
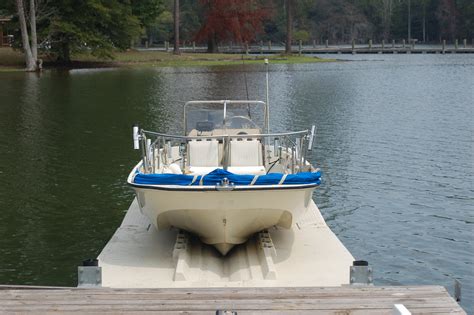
[138,38,474,54]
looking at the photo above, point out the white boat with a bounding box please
[127,60,320,255]
[127,99,320,255]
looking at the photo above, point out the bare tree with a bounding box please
[173,0,180,55]
[285,0,292,54]
[16,0,37,71]
[29,0,38,61]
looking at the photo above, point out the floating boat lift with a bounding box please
[96,198,353,288]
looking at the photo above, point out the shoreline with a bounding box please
[0,48,335,72]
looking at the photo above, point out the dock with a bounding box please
[0,285,465,314]
[139,44,474,55]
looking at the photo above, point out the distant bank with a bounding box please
[0,48,334,72]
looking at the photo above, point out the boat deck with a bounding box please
[97,199,354,288]
[0,285,465,314]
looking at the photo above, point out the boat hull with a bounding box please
[132,186,315,255]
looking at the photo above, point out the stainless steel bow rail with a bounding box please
[132,127,317,175]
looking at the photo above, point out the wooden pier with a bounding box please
[140,44,474,55]
[0,285,465,314]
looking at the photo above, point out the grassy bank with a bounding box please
[0,47,335,71]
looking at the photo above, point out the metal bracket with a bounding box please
[216,177,235,191]
[78,266,102,287]
[350,260,373,285]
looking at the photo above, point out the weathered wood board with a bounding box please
[0,285,465,314]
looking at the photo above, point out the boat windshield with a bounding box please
[184,101,267,136]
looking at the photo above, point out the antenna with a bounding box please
[264,58,270,133]
[242,55,251,118]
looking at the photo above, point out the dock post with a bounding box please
[351,39,355,54]
[312,39,316,48]
[268,40,272,51]
[368,39,372,50]
[463,39,467,48]
[455,39,458,50]
[382,39,385,50]
[192,41,195,52]
[325,39,329,48]
[454,279,462,302]
[442,39,446,53]
[350,260,373,286]
[298,40,302,55]
[392,39,395,48]
[245,42,249,55]
[402,39,405,48]
[260,40,264,54]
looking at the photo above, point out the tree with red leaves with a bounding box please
[195,0,269,53]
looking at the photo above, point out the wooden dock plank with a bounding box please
[0,286,465,315]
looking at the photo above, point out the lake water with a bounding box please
[0,54,472,312]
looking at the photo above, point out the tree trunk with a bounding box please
[16,0,36,71]
[56,40,71,63]
[173,0,180,54]
[29,0,37,61]
[285,0,292,54]
[422,2,426,42]
[207,35,218,53]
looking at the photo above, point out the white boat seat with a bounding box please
[188,139,219,167]
[229,139,263,167]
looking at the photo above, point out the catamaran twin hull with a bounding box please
[128,166,320,255]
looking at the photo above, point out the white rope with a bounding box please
[278,173,288,185]
[189,175,198,185]
[250,175,260,185]
[199,174,206,186]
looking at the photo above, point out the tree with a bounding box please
[195,0,269,53]
[131,0,164,28]
[46,0,141,63]
[436,0,457,40]
[285,0,292,54]
[15,0,37,71]
[381,0,393,39]
[173,0,180,54]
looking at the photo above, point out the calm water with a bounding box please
[0,54,472,311]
